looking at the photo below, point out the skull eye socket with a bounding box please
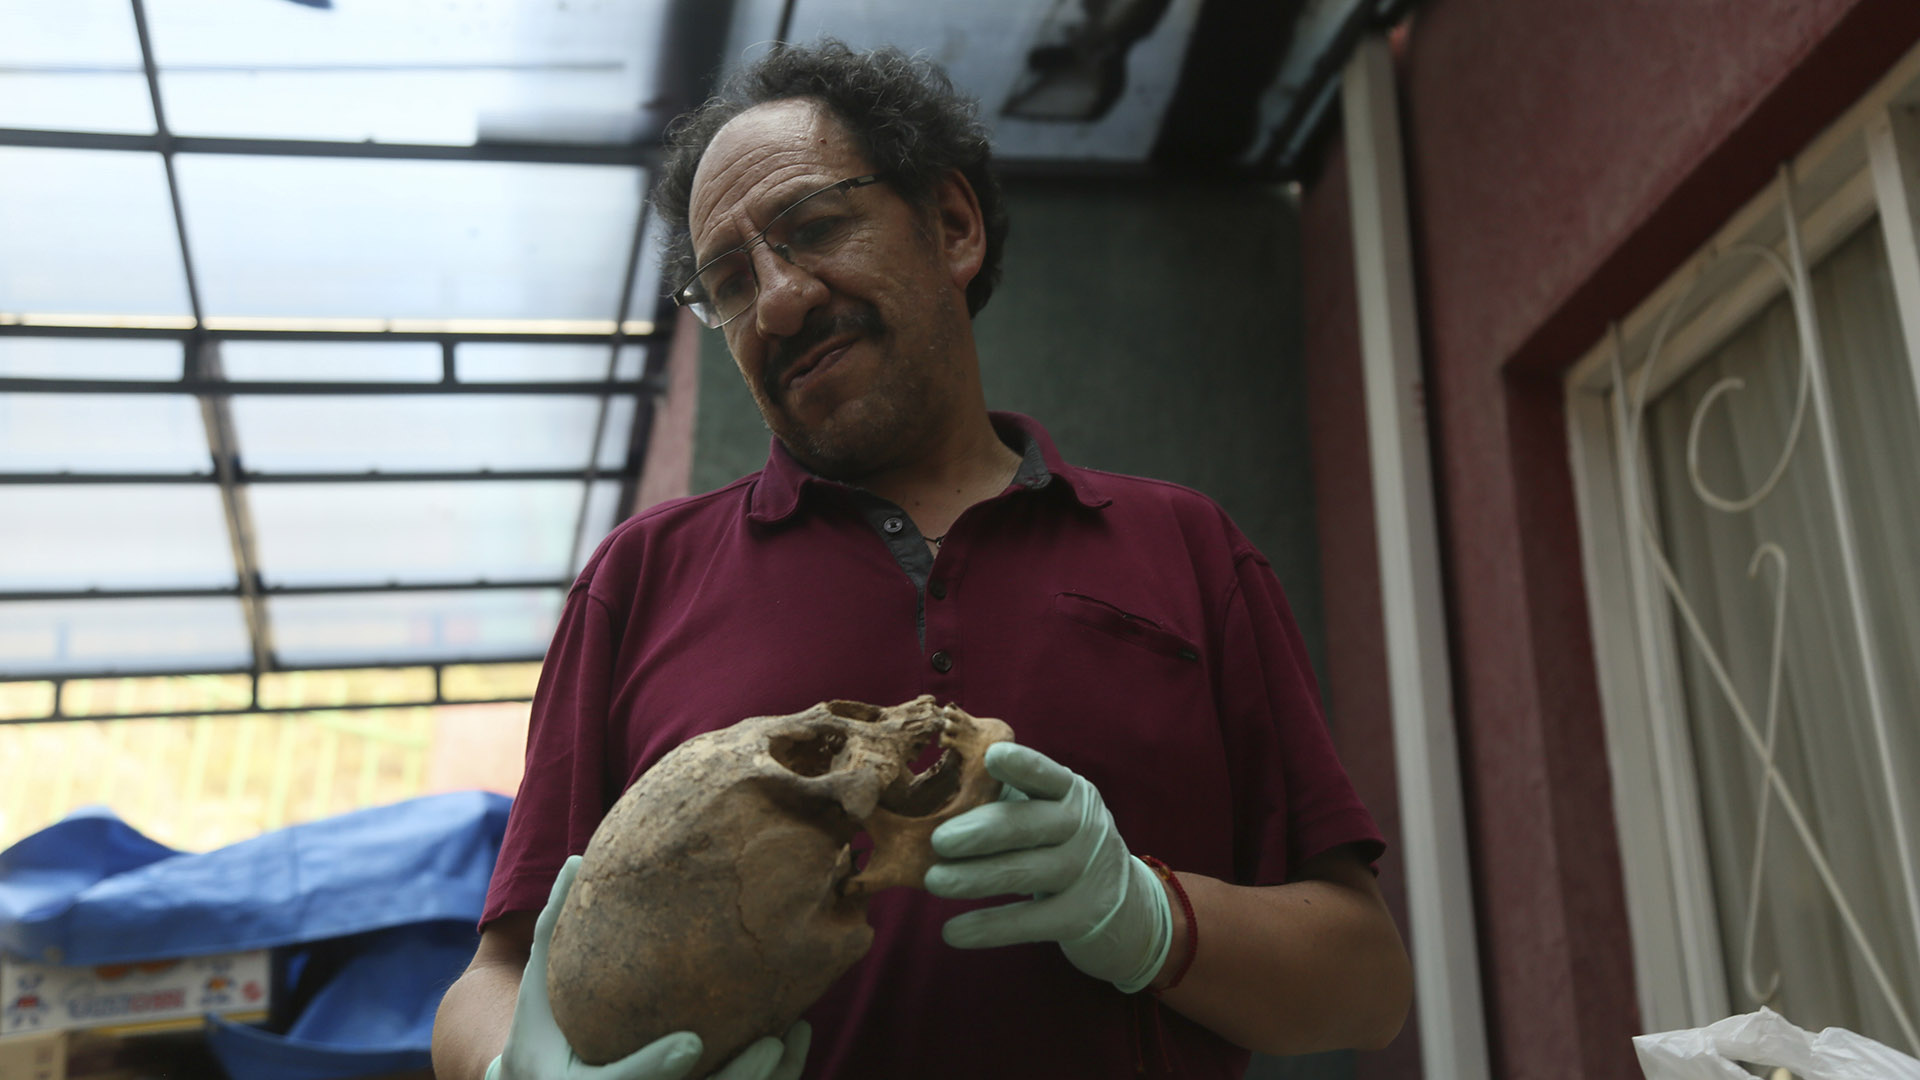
[767,728,850,777]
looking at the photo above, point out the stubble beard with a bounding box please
[755,292,961,482]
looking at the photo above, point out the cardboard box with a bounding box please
[0,1029,212,1080]
[1,951,268,1040]
[0,1032,63,1080]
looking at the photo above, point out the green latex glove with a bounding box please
[923,743,1173,994]
[488,855,811,1080]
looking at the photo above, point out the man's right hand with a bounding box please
[489,855,810,1080]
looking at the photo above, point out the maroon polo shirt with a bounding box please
[484,413,1383,1079]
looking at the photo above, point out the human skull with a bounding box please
[545,695,1013,1075]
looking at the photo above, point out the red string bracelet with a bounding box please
[1139,855,1197,994]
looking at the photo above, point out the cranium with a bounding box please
[545,695,1013,1075]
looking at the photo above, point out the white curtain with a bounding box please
[1644,220,1920,1049]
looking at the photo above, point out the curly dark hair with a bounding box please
[653,41,1008,318]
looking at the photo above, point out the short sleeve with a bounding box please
[479,584,621,927]
[1216,548,1385,885]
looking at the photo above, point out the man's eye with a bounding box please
[706,264,751,302]
[787,214,852,249]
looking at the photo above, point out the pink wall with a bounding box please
[1301,1,1920,1077]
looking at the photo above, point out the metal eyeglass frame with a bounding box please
[672,174,885,329]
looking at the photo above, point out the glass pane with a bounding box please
[0,709,449,853]
[457,343,641,382]
[625,208,672,326]
[248,481,583,586]
[148,0,669,145]
[780,0,1196,163]
[0,149,192,317]
[219,341,443,382]
[571,480,624,573]
[0,486,237,590]
[60,673,255,717]
[441,661,541,702]
[0,682,56,721]
[0,337,183,379]
[594,396,638,470]
[268,589,564,666]
[0,598,251,677]
[256,667,435,710]
[1646,222,1920,1045]
[174,154,641,322]
[0,0,156,134]
[0,394,211,473]
[231,397,605,472]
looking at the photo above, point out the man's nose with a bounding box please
[751,244,827,339]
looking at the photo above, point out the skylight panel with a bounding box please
[0,338,184,380]
[0,394,211,474]
[147,0,668,146]
[173,154,642,322]
[0,486,238,591]
[0,149,192,318]
[230,396,616,473]
[456,343,642,382]
[219,341,444,382]
[571,481,624,573]
[247,481,585,587]
[592,396,639,470]
[625,209,672,323]
[268,589,565,667]
[0,598,252,678]
[0,0,155,134]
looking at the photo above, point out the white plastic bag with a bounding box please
[1634,1008,1920,1080]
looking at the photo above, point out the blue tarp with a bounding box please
[0,809,182,961]
[0,791,512,1079]
[204,920,489,1079]
[0,791,508,965]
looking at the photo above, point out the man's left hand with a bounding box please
[923,742,1173,993]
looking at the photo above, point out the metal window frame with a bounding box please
[5,655,551,727]
[0,0,681,711]
[1563,41,1920,1037]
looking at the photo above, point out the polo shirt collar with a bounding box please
[747,411,1111,524]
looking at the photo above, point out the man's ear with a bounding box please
[930,168,986,293]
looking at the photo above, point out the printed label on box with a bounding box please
[2,952,268,1039]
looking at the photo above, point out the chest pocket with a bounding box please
[1051,592,1200,663]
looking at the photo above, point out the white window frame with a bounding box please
[1564,40,1920,1040]
[1342,34,1491,1080]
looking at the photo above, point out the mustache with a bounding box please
[764,305,886,399]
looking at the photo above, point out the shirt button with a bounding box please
[883,516,905,534]
[928,579,947,599]
[930,650,953,673]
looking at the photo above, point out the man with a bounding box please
[433,41,1410,1080]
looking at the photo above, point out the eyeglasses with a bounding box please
[673,174,885,329]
